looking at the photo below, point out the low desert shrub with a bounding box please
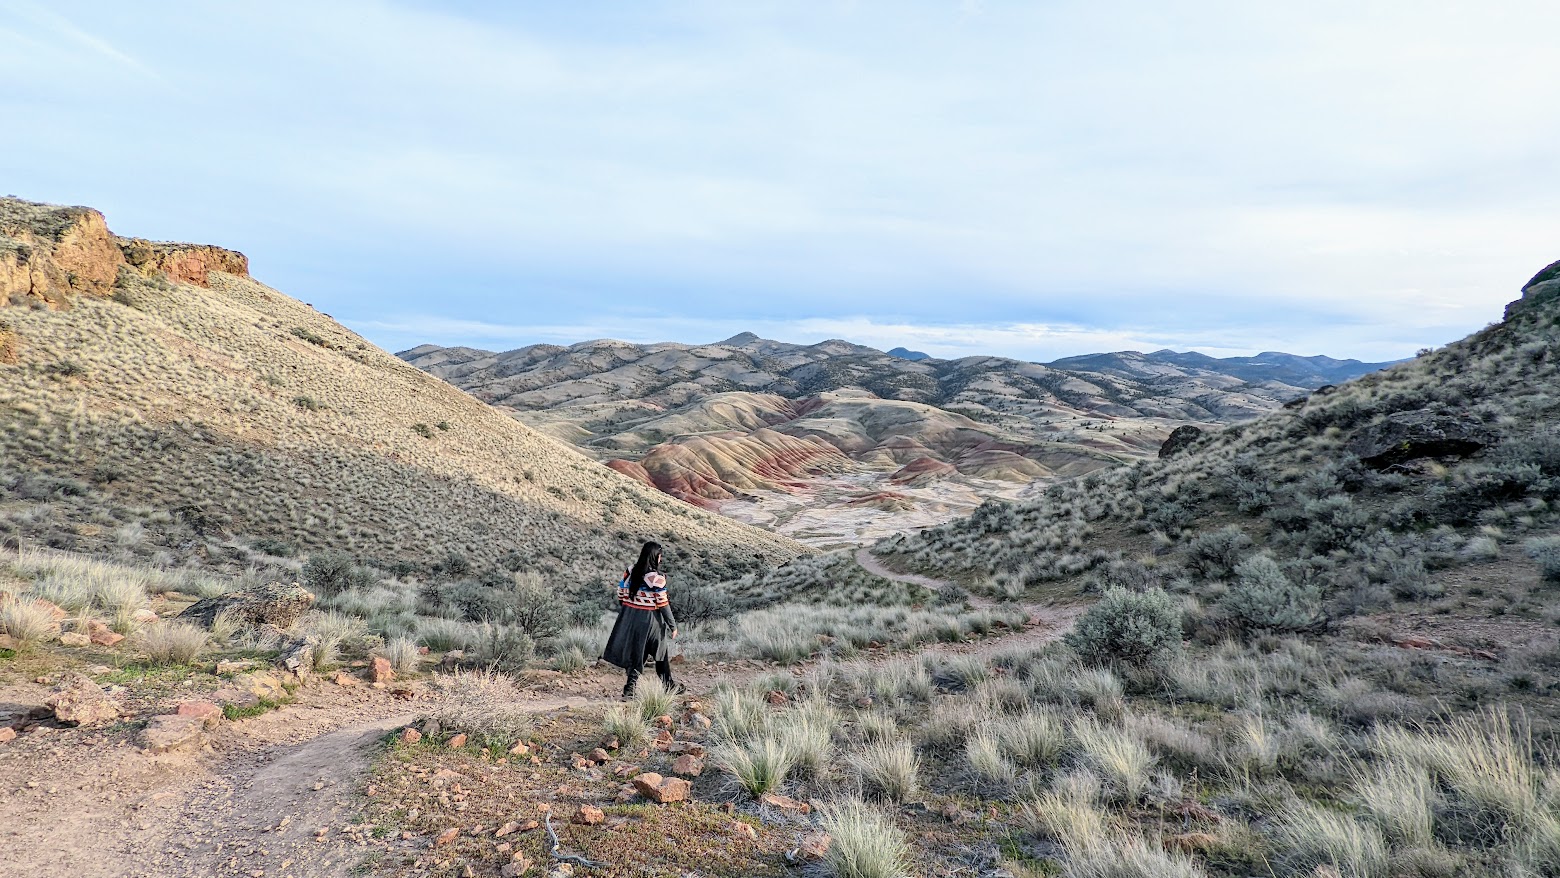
[821,800,910,878]
[1222,555,1323,632]
[1525,536,1560,582]
[302,550,375,598]
[1065,587,1183,668]
[428,669,533,750]
[469,622,534,672]
[137,621,210,664]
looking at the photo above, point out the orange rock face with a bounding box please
[119,239,249,288]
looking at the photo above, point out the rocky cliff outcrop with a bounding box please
[118,238,249,288]
[0,200,123,307]
[0,196,249,307]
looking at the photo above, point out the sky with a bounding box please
[3,1,1558,363]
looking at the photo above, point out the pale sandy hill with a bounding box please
[0,197,803,583]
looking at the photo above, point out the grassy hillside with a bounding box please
[0,197,802,589]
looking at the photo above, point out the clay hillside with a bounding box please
[0,197,802,584]
[402,333,1390,546]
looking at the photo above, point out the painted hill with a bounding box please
[0,197,802,584]
[402,333,1390,546]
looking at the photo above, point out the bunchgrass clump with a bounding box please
[821,800,910,878]
[0,595,59,648]
[136,621,209,664]
[604,704,651,750]
[852,739,920,803]
[1273,800,1388,877]
[1072,716,1153,803]
[715,734,794,797]
[632,676,675,721]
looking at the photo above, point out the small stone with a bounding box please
[633,773,689,804]
[398,727,422,745]
[688,713,712,731]
[729,821,757,840]
[766,690,788,705]
[575,805,605,825]
[59,632,92,648]
[175,701,223,728]
[652,715,673,728]
[500,853,533,877]
[131,608,159,625]
[89,629,125,647]
[0,727,15,743]
[447,733,468,749]
[507,741,530,756]
[671,755,704,777]
[797,832,832,860]
[668,741,705,756]
[0,633,20,651]
[369,656,395,684]
[570,754,590,770]
[215,660,255,676]
[759,793,810,814]
[588,748,611,764]
[433,827,459,846]
[612,763,642,778]
[494,821,520,837]
[601,736,620,750]
[331,671,359,687]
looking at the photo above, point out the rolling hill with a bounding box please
[402,334,1391,546]
[0,197,803,585]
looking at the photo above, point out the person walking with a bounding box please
[602,540,684,698]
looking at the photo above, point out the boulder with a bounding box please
[228,671,286,703]
[139,714,206,753]
[88,628,124,647]
[1347,409,1494,469]
[179,581,315,630]
[1158,425,1204,459]
[45,673,122,727]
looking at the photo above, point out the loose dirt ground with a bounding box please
[1,553,1082,878]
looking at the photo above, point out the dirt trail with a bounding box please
[855,547,1083,656]
[3,553,1080,878]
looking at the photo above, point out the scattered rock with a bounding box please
[275,639,315,678]
[633,773,690,804]
[588,748,611,764]
[500,854,533,877]
[331,671,359,687]
[612,763,642,778]
[88,628,124,647]
[796,832,832,860]
[230,672,286,703]
[433,827,460,846]
[369,656,395,684]
[766,690,788,705]
[175,701,223,728]
[179,581,315,630]
[0,727,15,743]
[0,633,19,651]
[759,792,810,814]
[139,715,205,754]
[1158,425,1205,459]
[398,727,422,745]
[671,755,704,777]
[447,733,468,749]
[507,741,530,756]
[652,715,674,729]
[45,673,121,727]
[575,805,605,825]
[215,660,256,676]
[59,632,92,648]
[668,741,705,756]
[1348,409,1493,469]
[131,608,159,625]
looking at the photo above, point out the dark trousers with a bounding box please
[625,657,674,692]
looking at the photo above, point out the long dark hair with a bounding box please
[628,540,662,597]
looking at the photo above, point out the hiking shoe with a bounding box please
[622,685,636,700]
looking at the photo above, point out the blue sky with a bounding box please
[3,1,1558,362]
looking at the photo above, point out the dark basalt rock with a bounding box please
[180,581,315,629]
[1158,425,1205,459]
[1347,409,1493,469]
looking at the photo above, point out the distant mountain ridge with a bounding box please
[401,332,1393,546]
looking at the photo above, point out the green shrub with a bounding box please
[302,551,375,598]
[1184,526,1253,580]
[470,622,535,671]
[1222,555,1324,632]
[1065,587,1183,668]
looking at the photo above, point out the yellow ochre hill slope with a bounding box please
[0,197,804,584]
